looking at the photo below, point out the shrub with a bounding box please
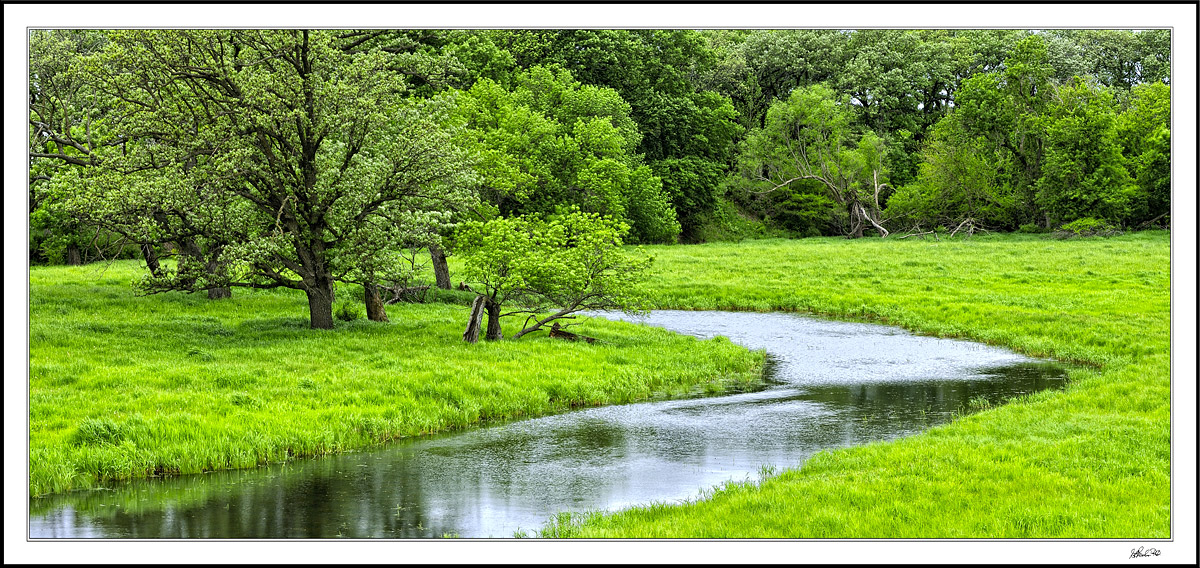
[334,301,362,322]
[427,288,477,306]
[1017,223,1049,234]
[71,417,124,446]
[1054,217,1123,238]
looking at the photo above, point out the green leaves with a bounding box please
[449,67,680,243]
[1036,78,1134,226]
[457,208,652,336]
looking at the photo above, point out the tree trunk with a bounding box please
[843,202,864,239]
[305,278,336,330]
[141,244,161,277]
[462,295,486,343]
[484,298,503,341]
[205,249,231,299]
[66,244,82,265]
[364,282,389,322]
[430,244,451,290]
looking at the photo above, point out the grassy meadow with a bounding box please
[539,231,1171,538]
[26,264,763,497]
[27,231,1171,539]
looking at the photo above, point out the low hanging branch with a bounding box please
[947,217,990,238]
[1137,212,1169,230]
[506,292,616,340]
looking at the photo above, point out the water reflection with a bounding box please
[30,311,1067,538]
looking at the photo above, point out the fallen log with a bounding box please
[383,285,431,304]
[547,322,599,344]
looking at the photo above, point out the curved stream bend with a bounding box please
[30,310,1066,538]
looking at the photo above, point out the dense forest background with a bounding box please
[30,28,1171,268]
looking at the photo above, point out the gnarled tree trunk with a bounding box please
[430,244,452,290]
[205,248,231,299]
[484,298,503,341]
[304,277,336,329]
[364,282,389,322]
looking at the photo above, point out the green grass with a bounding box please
[28,231,1172,538]
[538,231,1171,538]
[27,263,764,497]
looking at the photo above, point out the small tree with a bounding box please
[456,209,651,342]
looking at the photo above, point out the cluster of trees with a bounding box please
[885,34,1171,232]
[714,29,1171,236]
[28,30,655,334]
[29,29,1171,330]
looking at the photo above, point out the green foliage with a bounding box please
[690,197,796,243]
[734,30,848,125]
[906,33,1168,232]
[1116,82,1171,226]
[62,30,476,327]
[1017,223,1049,234]
[492,30,741,239]
[335,301,363,322]
[740,84,890,237]
[1036,78,1135,227]
[1046,30,1171,90]
[448,67,679,243]
[28,30,115,265]
[1056,217,1121,237]
[887,112,1017,230]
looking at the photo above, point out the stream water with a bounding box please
[29,310,1067,538]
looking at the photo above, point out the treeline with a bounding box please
[28,29,1170,326]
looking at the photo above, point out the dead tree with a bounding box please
[898,224,941,241]
[462,295,486,343]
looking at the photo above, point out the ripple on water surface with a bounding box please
[30,310,1067,538]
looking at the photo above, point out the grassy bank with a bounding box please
[540,231,1171,538]
[27,262,763,496]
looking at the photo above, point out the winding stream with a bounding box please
[29,310,1066,538]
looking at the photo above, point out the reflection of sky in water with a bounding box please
[30,311,1067,539]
